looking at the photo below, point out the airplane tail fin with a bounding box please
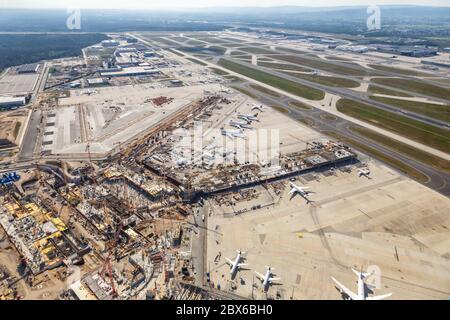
[352,267,373,279]
[351,267,361,277]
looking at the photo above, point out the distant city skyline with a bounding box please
[2,0,450,10]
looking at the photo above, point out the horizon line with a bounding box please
[1,4,449,10]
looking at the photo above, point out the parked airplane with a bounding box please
[255,266,280,292]
[288,182,312,202]
[251,105,264,112]
[225,250,249,278]
[357,168,371,179]
[221,129,246,139]
[331,268,392,300]
[238,114,259,122]
[230,120,253,130]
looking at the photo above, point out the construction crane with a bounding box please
[85,142,93,167]
[85,142,99,185]
[100,224,122,299]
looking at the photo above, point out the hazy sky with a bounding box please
[2,0,449,9]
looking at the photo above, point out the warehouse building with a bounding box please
[0,96,26,109]
[15,63,40,74]
[100,66,160,78]
[101,40,120,48]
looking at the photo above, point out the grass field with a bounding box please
[235,58,252,63]
[257,57,276,62]
[368,64,430,77]
[249,84,281,98]
[284,72,360,88]
[350,126,450,175]
[336,98,450,153]
[433,78,450,85]
[371,78,450,100]
[208,46,227,55]
[221,43,246,48]
[231,54,252,60]
[185,39,206,46]
[240,47,275,54]
[257,61,311,72]
[325,55,351,61]
[367,84,412,97]
[271,105,289,114]
[154,37,181,46]
[230,86,258,99]
[323,130,429,183]
[276,47,309,55]
[296,117,315,127]
[13,122,21,139]
[230,51,248,56]
[170,36,189,43]
[186,57,207,66]
[288,101,313,110]
[224,75,242,82]
[209,67,229,76]
[270,54,369,77]
[370,96,450,123]
[200,37,231,44]
[218,59,325,100]
[166,48,184,57]
[320,114,338,121]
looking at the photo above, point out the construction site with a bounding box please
[1,32,449,301]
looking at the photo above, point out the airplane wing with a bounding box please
[351,268,361,277]
[269,277,281,283]
[288,188,296,195]
[238,263,249,267]
[366,293,392,300]
[225,258,234,266]
[331,277,359,300]
[255,272,265,280]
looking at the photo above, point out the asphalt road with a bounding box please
[145,32,450,129]
[222,57,450,130]
[129,32,450,196]
[190,204,208,287]
[236,81,450,196]
[18,108,42,160]
[18,64,49,160]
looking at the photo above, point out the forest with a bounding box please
[0,33,108,70]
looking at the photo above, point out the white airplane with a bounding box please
[331,268,392,300]
[255,266,280,292]
[225,250,249,278]
[357,168,371,179]
[288,182,312,202]
[230,120,253,130]
[251,105,264,112]
[221,129,246,139]
[238,114,259,122]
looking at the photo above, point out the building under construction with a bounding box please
[144,140,358,202]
